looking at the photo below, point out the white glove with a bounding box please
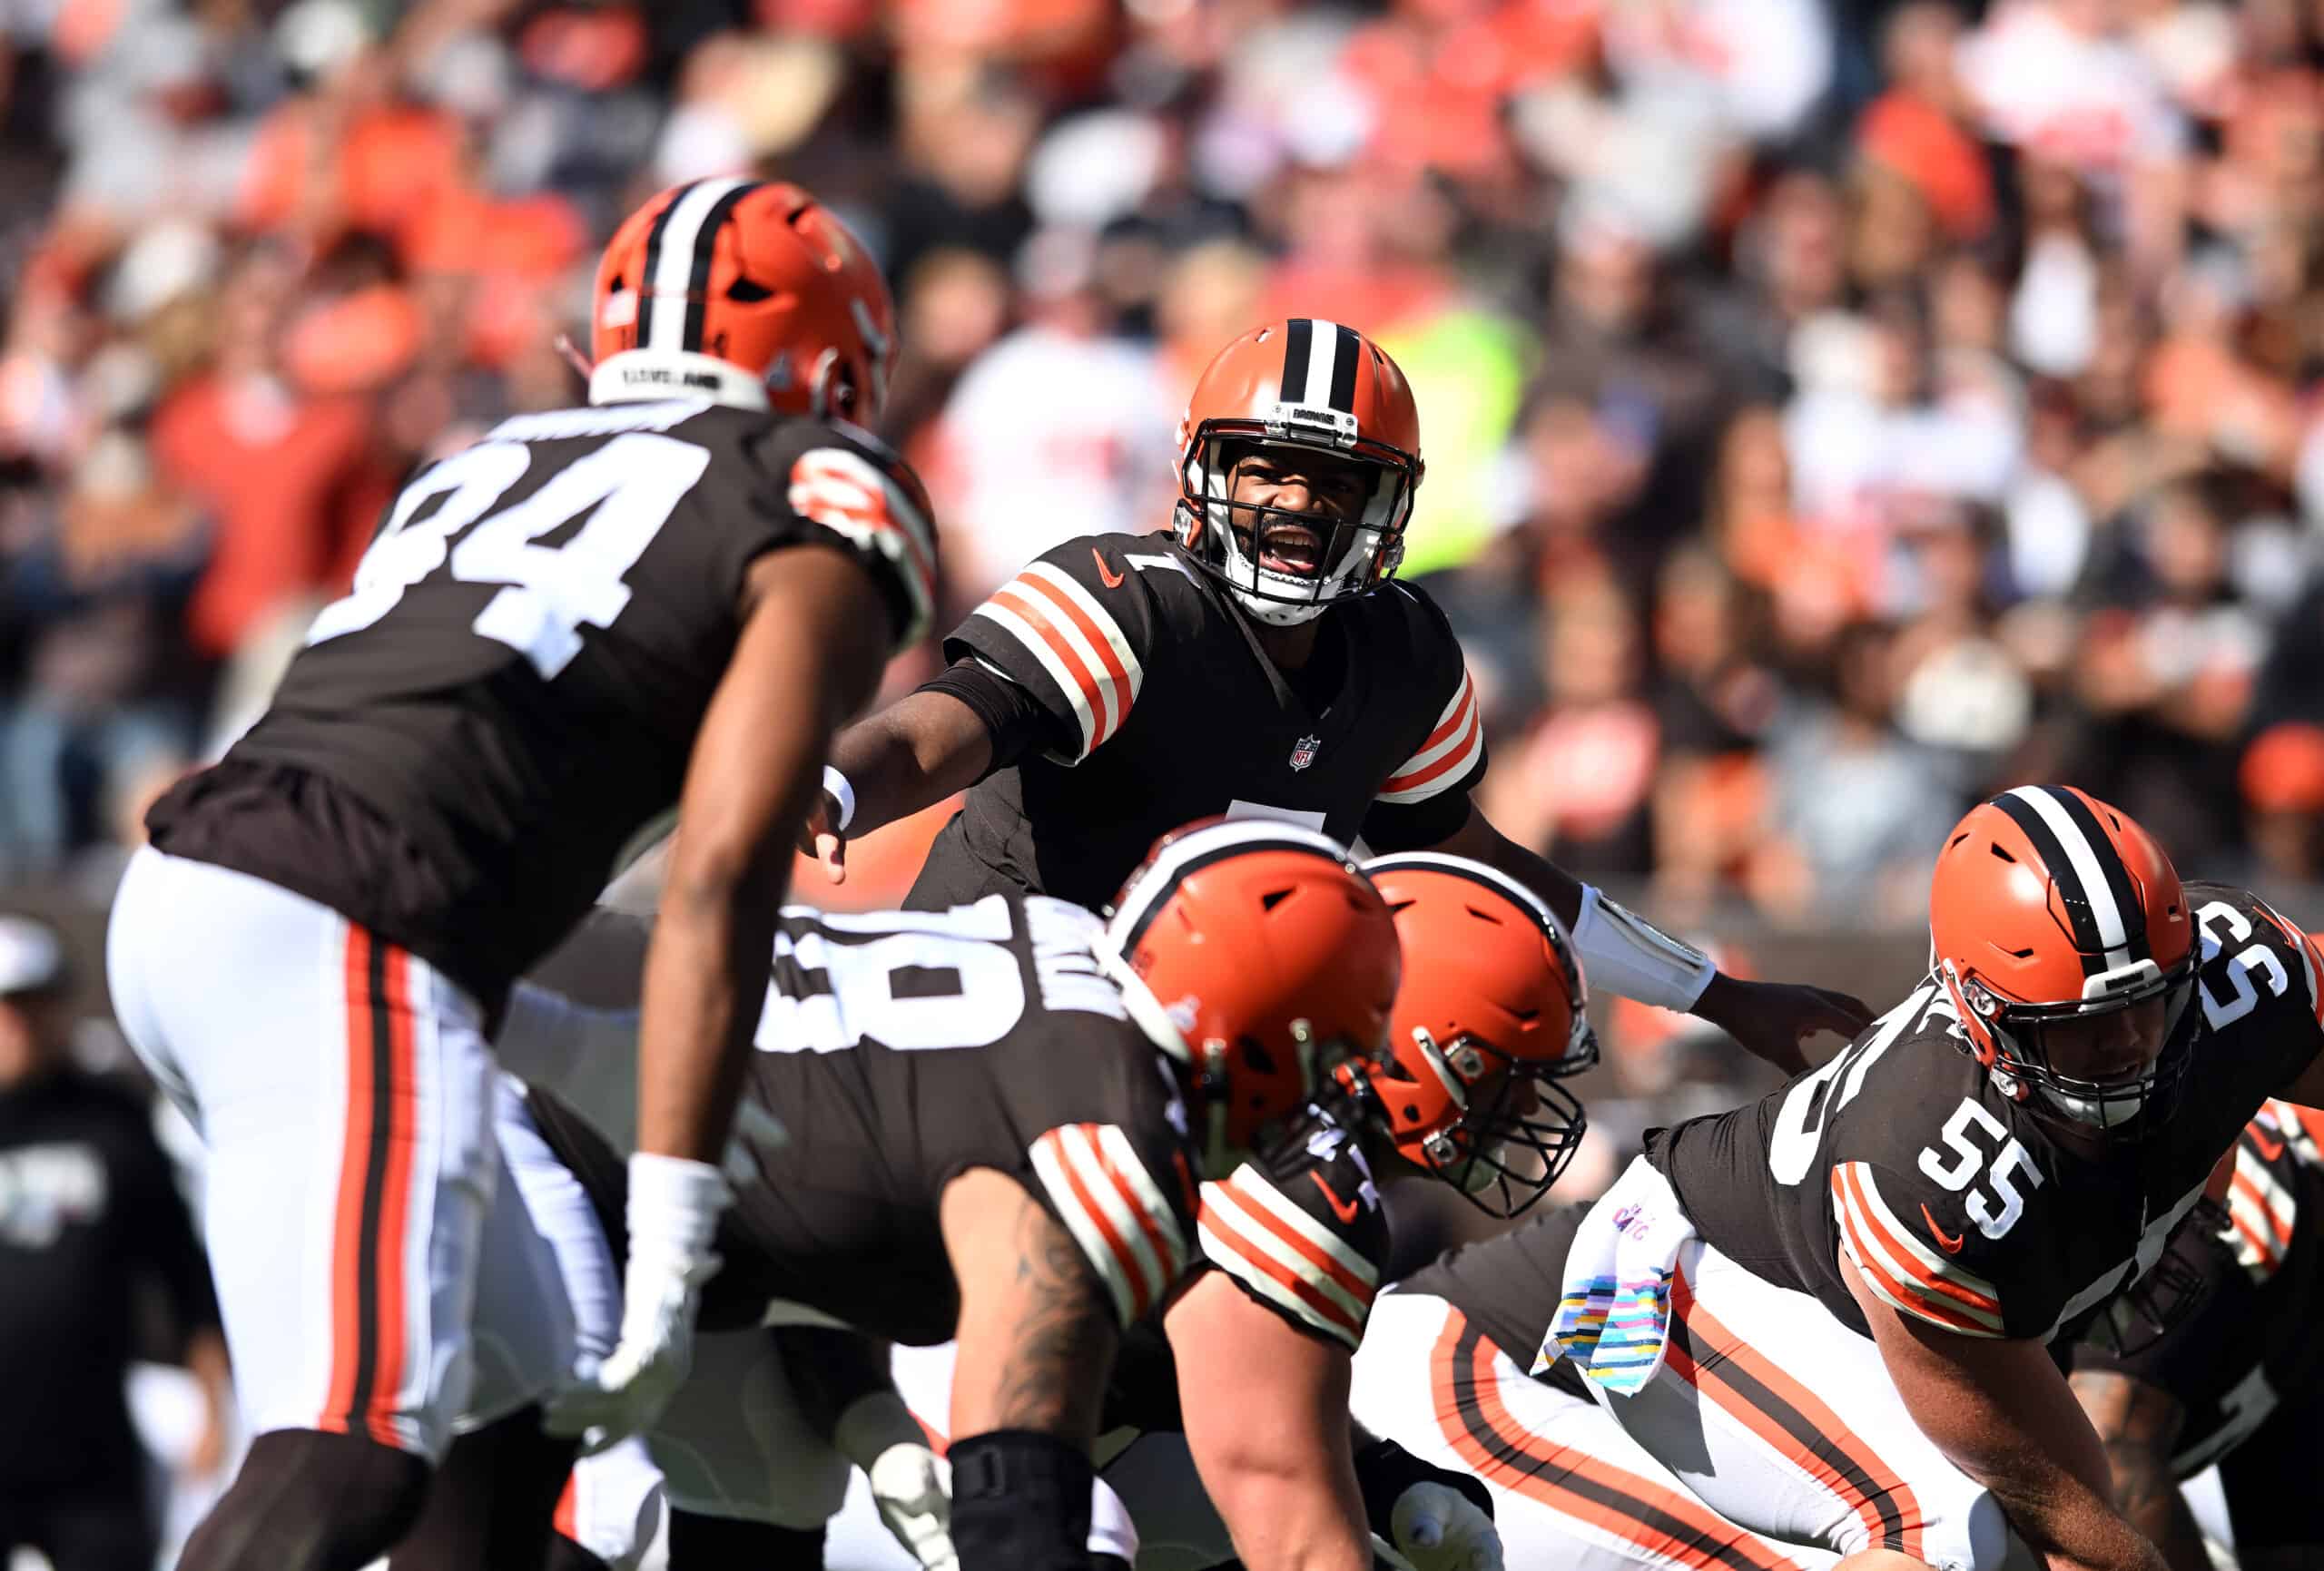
[546,1152,729,1453]
[1391,1480,1503,1571]
[867,1440,959,1571]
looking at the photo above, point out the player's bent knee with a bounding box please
[176,1428,432,1571]
[949,1429,1095,1571]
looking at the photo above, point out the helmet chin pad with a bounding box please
[1230,582,1333,626]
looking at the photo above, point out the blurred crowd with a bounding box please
[15,5,2324,1537]
[4,0,2324,937]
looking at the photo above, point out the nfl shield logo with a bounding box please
[1289,734,1321,771]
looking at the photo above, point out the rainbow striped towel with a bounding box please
[1531,1156,1692,1396]
[1540,1272,1672,1395]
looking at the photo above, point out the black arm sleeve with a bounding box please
[917,656,1072,773]
[1360,790,1477,853]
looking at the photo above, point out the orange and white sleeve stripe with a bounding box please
[1196,1165,1378,1349]
[970,564,1144,760]
[1029,1123,1188,1327]
[1377,667,1483,804]
[1830,1163,2005,1339]
[2222,1138,2298,1282]
[2264,1096,2324,1165]
[785,447,938,643]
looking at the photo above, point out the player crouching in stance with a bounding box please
[1433,785,2324,1571]
[103,176,930,1571]
[2065,1095,2324,1571]
[984,850,1598,1571]
[516,821,1420,1571]
[507,841,1612,1571]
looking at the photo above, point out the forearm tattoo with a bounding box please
[993,1202,1118,1444]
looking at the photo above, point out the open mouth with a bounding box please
[1256,521,1324,577]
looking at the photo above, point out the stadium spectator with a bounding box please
[0,0,2315,1216]
[0,913,228,1571]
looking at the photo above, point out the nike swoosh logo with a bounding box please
[1921,1203,1965,1254]
[1092,547,1124,589]
[1310,1170,1361,1225]
[2250,1127,2286,1163]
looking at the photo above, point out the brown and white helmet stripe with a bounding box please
[1275,319,1365,418]
[1106,820,1357,957]
[1986,784,2152,977]
[636,176,759,357]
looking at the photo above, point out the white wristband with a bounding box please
[1571,885,1718,1013]
[821,765,857,834]
[626,1151,732,1266]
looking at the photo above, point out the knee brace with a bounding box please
[948,1429,1093,1571]
[176,1429,431,1571]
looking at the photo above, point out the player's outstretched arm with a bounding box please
[1165,1272,1375,1571]
[2064,1371,2209,1571]
[1841,1250,2168,1571]
[1421,806,1872,1074]
[803,686,995,882]
[638,545,891,1164]
[548,546,891,1452]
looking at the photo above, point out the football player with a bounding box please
[497,840,1599,1571]
[103,179,933,1571]
[1349,1202,1837,1571]
[1048,849,1600,1571]
[724,849,1604,1571]
[799,317,1868,1078]
[1521,785,2324,1571]
[509,820,1411,1571]
[2068,1095,2324,1571]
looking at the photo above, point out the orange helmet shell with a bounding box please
[1343,854,1593,1214]
[1929,785,2194,1116]
[591,179,894,422]
[1174,319,1424,626]
[1178,319,1423,460]
[1105,820,1401,1167]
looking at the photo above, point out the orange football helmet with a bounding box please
[1174,319,1423,626]
[1929,785,2197,1133]
[1104,820,1402,1172]
[590,179,894,423]
[1336,854,1594,1216]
